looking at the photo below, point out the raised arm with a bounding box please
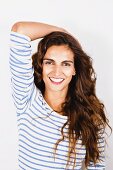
[10,21,66,114]
[11,21,66,40]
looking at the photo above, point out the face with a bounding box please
[42,45,75,94]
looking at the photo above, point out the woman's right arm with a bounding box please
[11,21,66,41]
[10,21,66,114]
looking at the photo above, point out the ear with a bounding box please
[73,69,76,76]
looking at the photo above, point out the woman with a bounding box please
[10,22,110,169]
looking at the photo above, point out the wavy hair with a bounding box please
[32,31,110,169]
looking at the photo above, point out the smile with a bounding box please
[49,77,64,84]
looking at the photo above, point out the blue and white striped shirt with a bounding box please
[9,31,105,170]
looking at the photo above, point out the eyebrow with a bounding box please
[43,58,74,63]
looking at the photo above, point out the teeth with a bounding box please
[50,78,64,83]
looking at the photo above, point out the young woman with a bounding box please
[9,22,110,170]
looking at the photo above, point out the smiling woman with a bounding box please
[9,21,111,170]
[42,45,75,113]
[42,45,75,97]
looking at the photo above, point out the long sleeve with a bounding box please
[9,31,36,115]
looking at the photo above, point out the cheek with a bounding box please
[64,69,75,77]
[42,66,52,77]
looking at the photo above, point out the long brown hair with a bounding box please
[32,31,111,168]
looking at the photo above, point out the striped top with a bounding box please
[9,31,105,170]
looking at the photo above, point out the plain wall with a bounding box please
[0,0,113,169]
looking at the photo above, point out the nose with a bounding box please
[53,65,62,76]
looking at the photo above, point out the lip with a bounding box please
[49,77,64,85]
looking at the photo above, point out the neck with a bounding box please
[44,90,67,114]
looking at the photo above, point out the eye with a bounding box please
[63,62,71,66]
[43,60,54,65]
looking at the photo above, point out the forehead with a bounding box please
[44,45,74,61]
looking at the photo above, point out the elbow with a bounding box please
[11,22,24,33]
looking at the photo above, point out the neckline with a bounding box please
[39,90,68,122]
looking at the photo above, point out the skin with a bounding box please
[42,45,75,113]
[11,22,66,40]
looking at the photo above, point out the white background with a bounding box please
[0,0,113,169]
